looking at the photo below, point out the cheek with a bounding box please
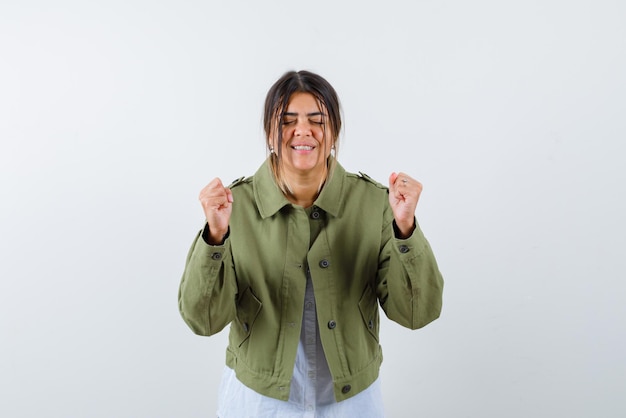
[314,127,327,142]
[281,127,294,141]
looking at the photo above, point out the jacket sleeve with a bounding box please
[376,204,444,330]
[178,225,238,336]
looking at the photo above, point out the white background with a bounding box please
[1,1,625,417]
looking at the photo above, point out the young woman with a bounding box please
[179,70,444,417]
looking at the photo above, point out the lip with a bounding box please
[290,143,316,152]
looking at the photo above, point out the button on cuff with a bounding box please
[398,245,410,254]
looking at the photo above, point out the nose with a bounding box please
[294,119,312,136]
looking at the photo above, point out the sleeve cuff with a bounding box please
[392,218,427,257]
[201,223,230,246]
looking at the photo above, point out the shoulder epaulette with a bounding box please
[228,176,250,188]
[358,172,387,190]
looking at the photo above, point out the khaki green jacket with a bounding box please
[178,159,443,402]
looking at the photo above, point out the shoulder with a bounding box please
[345,170,388,192]
[340,169,391,218]
[227,175,254,200]
[227,176,252,189]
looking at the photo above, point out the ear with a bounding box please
[268,116,281,152]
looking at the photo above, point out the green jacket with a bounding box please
[178,159,444,402]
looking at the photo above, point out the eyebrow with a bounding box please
[283,112,326,117]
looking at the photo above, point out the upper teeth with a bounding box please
[293,146,313,150]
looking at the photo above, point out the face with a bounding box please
[272,92,333,180]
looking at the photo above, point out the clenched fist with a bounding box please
[199,178,233,244]
[388,172,422,239]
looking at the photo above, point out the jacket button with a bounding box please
[319,259,330,268]
[368,319,374,329]
[341,385,351,394]
[311,210,321,219]
[211,252,222,260]
[328,320,336,329]
[399,245,410,254]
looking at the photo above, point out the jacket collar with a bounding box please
[253,157,345,219]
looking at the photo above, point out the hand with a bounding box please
[388,172,422,238]
[199,178,233,244]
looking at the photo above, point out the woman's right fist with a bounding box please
[199,178,233,244]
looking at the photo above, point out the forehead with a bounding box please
[286,92,323,112]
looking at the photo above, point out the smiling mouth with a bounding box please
[292,145,314,151]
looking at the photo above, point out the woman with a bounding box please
[179,70,444,417]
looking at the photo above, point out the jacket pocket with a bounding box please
[358,285,380,342]
[234,287,262,347]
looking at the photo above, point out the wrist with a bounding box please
[393,219,415,239]
[202,224,229,245]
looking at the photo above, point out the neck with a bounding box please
[284,169,327,208]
